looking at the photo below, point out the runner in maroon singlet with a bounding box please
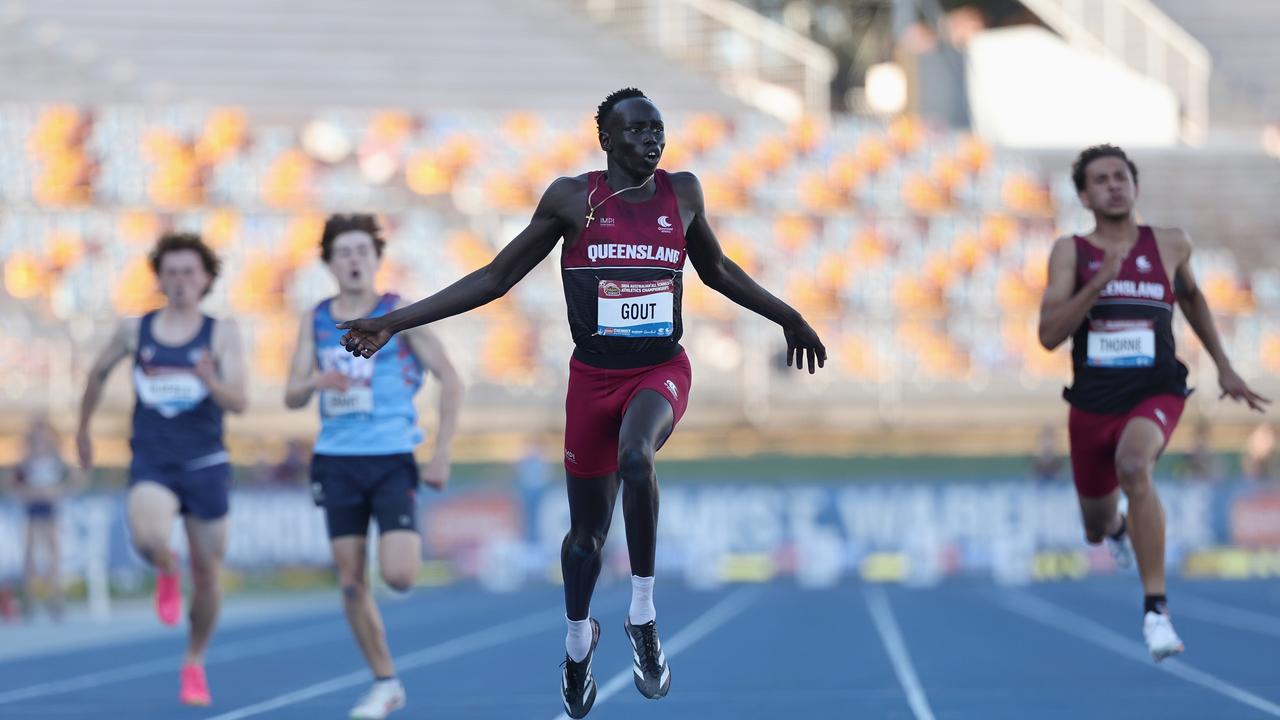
[1038,145,1269,661]
[337,88,826,717]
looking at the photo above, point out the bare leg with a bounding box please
[332,536,395,678]
[561,473,620,622]
[183,516,227,666]
[126,483,180,573]
[1115,418,1169,596]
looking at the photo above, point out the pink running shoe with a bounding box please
[179,663,211,706]
[154,557,182,627]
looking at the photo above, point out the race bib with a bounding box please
[316,346,376,416]
[597,279,674,337]
[321,387,374,416]
[134,368,209,418]
[1087,320,1155,368]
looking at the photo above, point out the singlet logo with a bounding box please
[598,217,615,227]
[140,345,156,363]
[601,282,621,298]
[1135,255,1153,273]
[657,215,673,234]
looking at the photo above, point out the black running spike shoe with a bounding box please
[624,617,671,699]
[560,618,600,718]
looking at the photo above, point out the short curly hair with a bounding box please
[595,87,649,134]
[320,214,386,262]
[1071,144,1139,191]
[148,233,221,297]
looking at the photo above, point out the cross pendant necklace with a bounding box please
[584,174,653,228]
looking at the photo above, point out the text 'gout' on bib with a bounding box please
[597,279,674,337]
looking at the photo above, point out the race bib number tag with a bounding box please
[321,387,374,416]
[134,368,208,418]
[1087,320,1155,368]
[597,279,674,337]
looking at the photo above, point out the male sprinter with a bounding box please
[285,214,463,719]
[1038,145,1269,660]
[78,233,246,704]
[337,88,826,717]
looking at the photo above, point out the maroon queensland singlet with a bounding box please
[1063,226,1189,414]
[561,169,687,369]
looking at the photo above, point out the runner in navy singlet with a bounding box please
[77,233,247,705]
[1038,145,1269,661]
[336,88,827,718]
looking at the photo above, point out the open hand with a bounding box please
[337,317,393,358]
[1220,367,1271,413]
[784,318,827,374]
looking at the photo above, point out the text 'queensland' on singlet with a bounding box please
[1064,226,1189,414]
[313,293,424,456]
[131,312,225,467]
[561,169,687,369]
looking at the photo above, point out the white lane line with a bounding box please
[0,588,508,704]
[1153,591,1280,640]
[0,620,348,705]
[996,589,1280,718]
[864,586,937,720]
[205,606,563,720]
[549,585,763,720]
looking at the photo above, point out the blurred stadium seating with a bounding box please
[1,103,1276,460]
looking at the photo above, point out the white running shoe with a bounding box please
[349,679,406,720]
[1106,531,1134,570]
[1143,611,1185,662]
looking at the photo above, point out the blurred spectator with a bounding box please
[1242,423,1278,482]
[1031,423,1064,483]
[3,415,85,621]
[1175,418,1226,483]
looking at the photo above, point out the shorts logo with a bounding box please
[399,515,411,526]
[664,379,678,400]
[601,282,621,298]
[565,449,577,464]
[310,481,325,504]
[1154,408,1167,426]
[1136,255,1153,273]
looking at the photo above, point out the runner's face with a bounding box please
[1079,156,1137,220]
[602,98,665,177]
[328,231,379,293]
[158,249,211,306]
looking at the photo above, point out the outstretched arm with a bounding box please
[1170,230,1270,412]
[678,173,826,373]
[339,178,575,357]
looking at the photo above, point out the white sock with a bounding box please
[629,575,656,625]
[566,615,592,662]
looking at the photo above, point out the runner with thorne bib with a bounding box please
[1038,145,1269,661]
[77,233,247,705]
[284,214,463,720]
[336,88,826,718]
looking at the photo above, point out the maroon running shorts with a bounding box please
[1068,393,1186,498]
[563,351,692,478]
